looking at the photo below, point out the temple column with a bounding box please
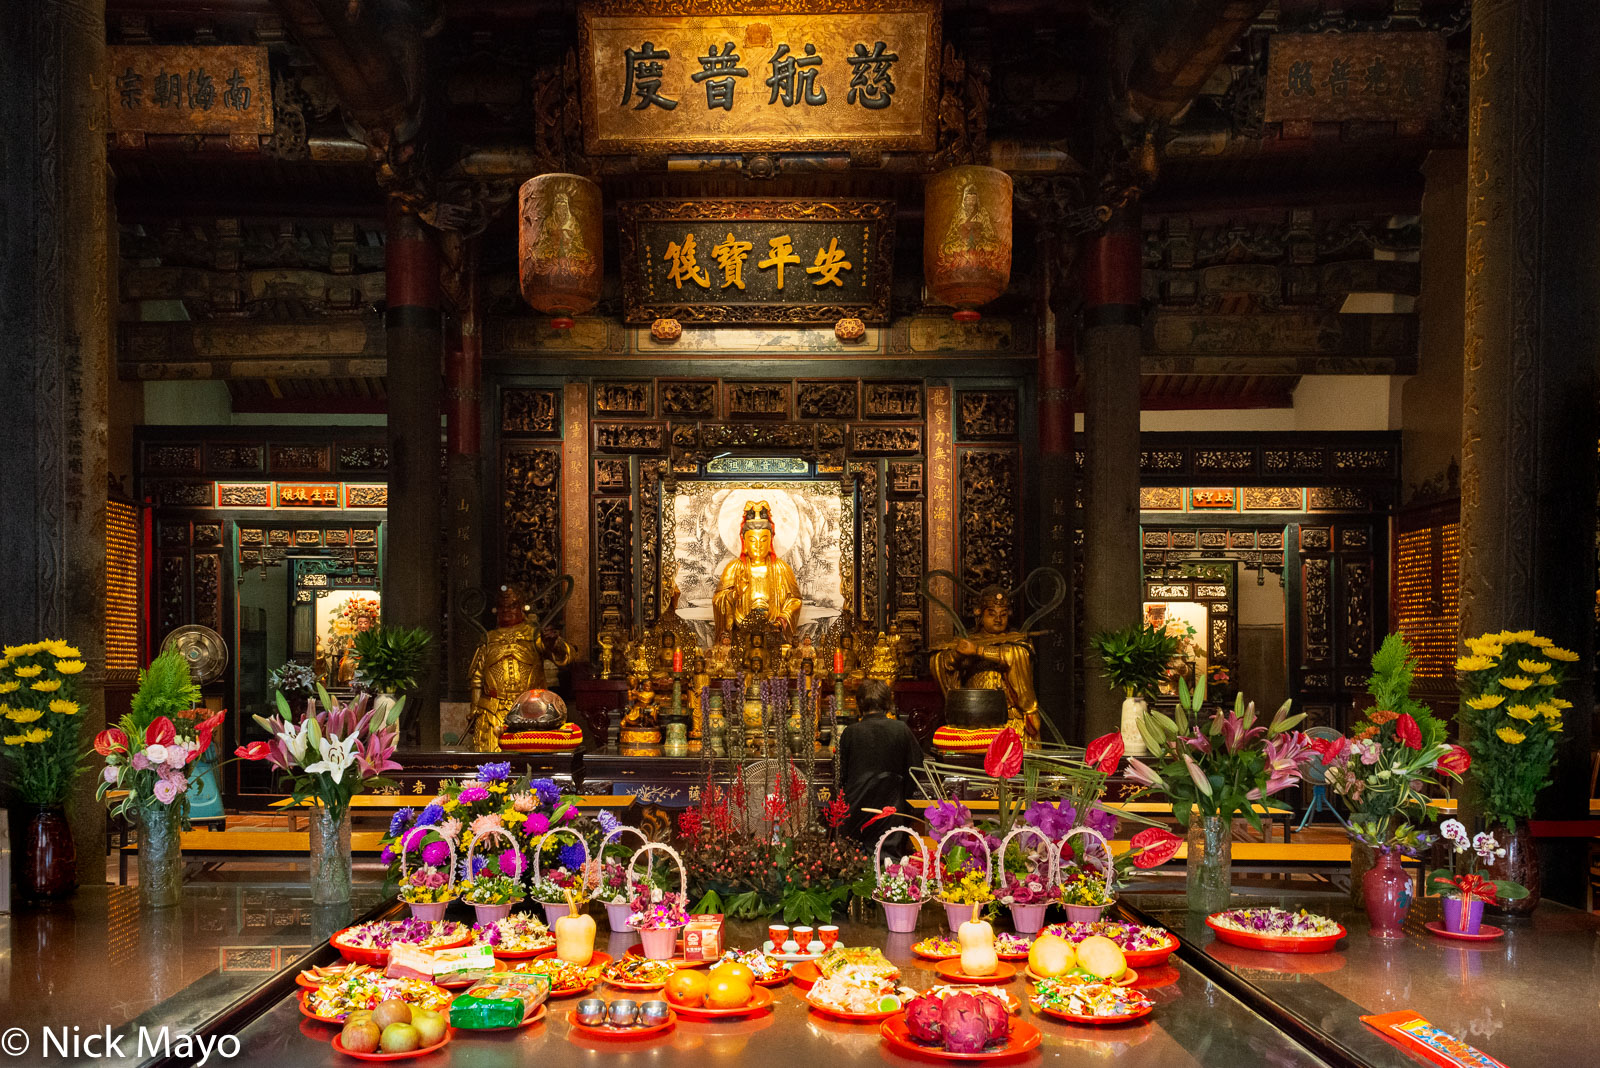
[1079,208,1143,740]
[385,202,444,746]
[444,238,484,719]
[1459,0,1600,905]
[0,0,111,883]
[1034,234,1077,741]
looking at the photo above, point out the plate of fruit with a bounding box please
[717,948,791,985]
[664,960,773,1019]
[1030,978,1153,1024]
[506,954,608,996]
[330,998,452,1060]
[301,975,453,1025]
[1025,933,1136,986]
[601,956,679,991]
[1042,921,1178,968]
[882,988,1041,1060]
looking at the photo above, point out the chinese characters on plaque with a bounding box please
[619,200,894,324]
[579,1,938,154]
[106,46,273,135]
[1263,32,1446,125]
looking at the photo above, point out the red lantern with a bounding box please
[518,173,602,330]
[923,165,1012,322]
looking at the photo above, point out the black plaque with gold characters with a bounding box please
[620,199,894,324]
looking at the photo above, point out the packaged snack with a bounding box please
[683,914,724,962]
[1361,1011,1508,1068]
[433,943,496,983]
[449,972,551,1029]
[385,944,438,981]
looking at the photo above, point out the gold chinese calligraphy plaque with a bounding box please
[1264,32,1446,125]
[107,46,273,135]
[578,0,939,155]
[619,198,894,324]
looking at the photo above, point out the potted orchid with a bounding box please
[1428,820,1528,935]
[628,885,689,959]
[238,684,402,904]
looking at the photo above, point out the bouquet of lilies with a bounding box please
[237,684,401,825]
[1427,819,1528,904]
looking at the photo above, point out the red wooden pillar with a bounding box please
[1034,233,1077,739]
[444,241,485,707]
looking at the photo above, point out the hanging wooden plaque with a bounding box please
[106,46,274,135]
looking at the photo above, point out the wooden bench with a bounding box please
[907,800,1294,841]
[1431,798,1600,816]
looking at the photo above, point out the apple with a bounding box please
[410,1009,447,1047]
[339,1019,381,1054]
[379,1022,421,1053]
[372,998,412,1030]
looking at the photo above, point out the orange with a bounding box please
[708,961,756,988]
[704,976,752,1010]
[666,970,709,1007]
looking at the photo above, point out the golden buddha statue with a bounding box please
[467,584,574,751]
[707,632,736,679]
[713,500,802,639]
[866,631,899,682]
[930,585,1040,743]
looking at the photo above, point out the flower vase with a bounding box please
[1441,896,1486,935]
[942,901,974,931]
[1120,695,1149,758]
[1185,811,1232,913]
[1009,903,1048,934]
[136,802,183,909]
[308,805,353,906]
[408,900,449,922]
[1361,846,1412,938]
[473,901,516,925]
[1064,903,1109,924]
[879,900,923,934]
[606,901,635,933]
[636,925,682,959]
[19,803,77,900]
[1484,823,1540,916]
[542,901,572,925]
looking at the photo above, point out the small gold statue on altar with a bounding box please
[707,632,736,679]
[620,672,663,745]
[866,631,900,682]
[713,500,802,639]
[930,585,1040,743]
[466,583,574,751]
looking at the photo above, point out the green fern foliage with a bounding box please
[129,649,201,734]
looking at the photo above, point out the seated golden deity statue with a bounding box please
[467,584,574,751]
[713,500,802,639]
[706,633,736,679]
[866,631,899,682]
[930,586,1040,743]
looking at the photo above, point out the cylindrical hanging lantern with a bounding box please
[518,173,602,330]
[923,165,1012,322]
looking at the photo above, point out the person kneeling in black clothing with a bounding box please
[838,679,924,845]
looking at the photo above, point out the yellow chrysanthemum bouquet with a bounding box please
[1456,631,1578,829]
[0,640,89,804]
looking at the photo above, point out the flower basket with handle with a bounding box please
[934,827,993,931]
[463,825,524,924]
[1059,826,1116,923]
[532,826,590,924]
[995,825,1059,934]
[595,825,652,931]
[871,825,930,933]
[398,825,458,922]
[626,842,689,959]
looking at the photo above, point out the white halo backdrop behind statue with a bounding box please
[715,489,803,561]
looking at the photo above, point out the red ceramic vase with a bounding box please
[1361,846,1412,938]
[20,804,77,900]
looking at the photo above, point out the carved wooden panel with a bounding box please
[144,443,202,472]
[157,552,187,640]
[863,383,923,419]
[501,388,561,437]
[208,443,266,472]
[957,449,1020,607]
[595,422,664,452]
[726,381,791,419]
[595,458,630,494]
[337,444,390,472]
[852,425,923,455]
[193,552,222,633]
[888,500,925,628]
[500,447,562,604]
[851,461,881,627]
[700,423,813,449]
[888,461,923,495]
[193,523,222,547]
[659,380,717,417]
[594,380,653,416]
[957,390,1018,441]
[594,495,634,632]
[1341,556,1374,667]
[798,381,859,420]
[268,444,330,473]
[639,459,664,624]
[159,521,190,547]
[1301,556,1332,665]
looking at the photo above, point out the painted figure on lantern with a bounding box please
[939,174,1002,264]
[930,585,1040,743]
[712,500,802,639]
[466,584,574,751]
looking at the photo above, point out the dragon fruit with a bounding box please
[939,992,992,1054]
[904,992,944,1044]
[974,991,1010,1043]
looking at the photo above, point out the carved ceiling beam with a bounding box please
[1124,0,1270,123]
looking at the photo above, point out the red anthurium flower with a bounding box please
[145,716,177,747]
[1084,732,1125,774]
[1437,745,1471,775]
[233,740,271,760]
[189,722,214,763]
[984,728,1025,779]
[93,727,129,757]
[862,806,898,828]
[1393,713,1422,750]
[1129,827,1183,869]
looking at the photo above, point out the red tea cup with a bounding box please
[818,925,840,950]
[767,924,789,948]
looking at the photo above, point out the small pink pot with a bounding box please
[635,924,683,960]
[1064,903,1109,923]
[942,901,977,931]
[542,901,572,925]
[472,901,516,925]
[606,901,635,933]
[407,900,449,922]
[878,899,923,934]
[1009,903,1049,934]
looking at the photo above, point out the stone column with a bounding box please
[1079,208,1143,740]
[1459,0,1600,905]
[0,0,110,883]
[385,202,444,746]
[1034,235,1077,741]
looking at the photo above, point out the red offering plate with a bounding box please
[489,942,557,961]
[935,959,1018,985]
[605,976,672,992]
[997,948,1032,963]
[1205,915,1347,954]
[912,940,961,961]
[669,985,775,1020]
[753,969,792,987]
[298,964,373,990]
[331,1030,452,1061]
[466,1003,548,1032]
[332,927,473,966]
[623,942,712,968]
[566,1009,676,1039]
[804,991,904,1023]
[880,1014,1043,1061]
[435,959,510,990]
[1424,921,1506,943]
[1024,967,1137,987]
[790,961,821,989]
[1121,936,1179,969]
[298,989,348,1025]
[1033,1001,1153,1026]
